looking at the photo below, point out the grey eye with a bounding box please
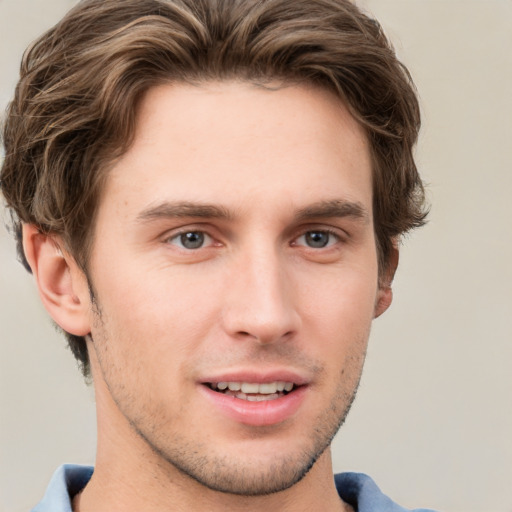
[294,230,339,249]
[168,231,211,249]
[180,232,205,249]
[305,231,331,248]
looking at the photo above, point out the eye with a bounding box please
[295,230,339,249]
[167,231,212,250]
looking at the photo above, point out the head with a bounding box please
[1,0,426,378]
[1,0,427,497]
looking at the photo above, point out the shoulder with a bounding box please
[335,472,439,512]
[31,465,93,512]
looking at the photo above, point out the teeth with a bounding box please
[258,382,277,394]
[241,383,259,394]
[246,393,279,401]
[212,381,295,395]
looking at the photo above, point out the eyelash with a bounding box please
[164,227,344,251]
[292,228,342,249]
[165,230,215,250]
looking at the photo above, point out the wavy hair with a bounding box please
[1,0,427,376]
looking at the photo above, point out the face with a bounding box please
[84,82,388,495]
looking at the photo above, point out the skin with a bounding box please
[24,81,396,512]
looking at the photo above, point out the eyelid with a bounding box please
[290,224,348,246]
[293,229,340,248]
[169,231,213,249]
[162,224,220,249]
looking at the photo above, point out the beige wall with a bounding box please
[1,1,511,511]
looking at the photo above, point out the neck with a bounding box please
[74,450,352,512]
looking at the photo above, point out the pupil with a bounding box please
[181,232,204,249]
[306,231,328,248]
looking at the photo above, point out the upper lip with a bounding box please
[199,369,311,386]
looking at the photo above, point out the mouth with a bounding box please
[205,381,298,402]
[200,377,308,425]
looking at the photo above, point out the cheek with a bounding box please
[91,260,225,360]
[298,263,379,331]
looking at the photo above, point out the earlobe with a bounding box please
[374,242,399,319]
[22,224,91,336]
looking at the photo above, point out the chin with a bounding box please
[166,446,324,496]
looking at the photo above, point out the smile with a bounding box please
[207,381,297,401]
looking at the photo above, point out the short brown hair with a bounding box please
[1,0,427,376]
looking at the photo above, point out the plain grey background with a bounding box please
[1,1,511,511]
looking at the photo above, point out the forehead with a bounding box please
[99,81,372,223]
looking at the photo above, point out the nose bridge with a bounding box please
[222,239,299,343]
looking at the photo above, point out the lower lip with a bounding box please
[199,385,308,426]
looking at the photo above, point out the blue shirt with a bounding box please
[32,464,437,511]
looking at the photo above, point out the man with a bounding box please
[1,0,433,510]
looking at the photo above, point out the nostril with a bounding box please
[234,328,296,344]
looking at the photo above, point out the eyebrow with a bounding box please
[295,199,370,224]
[136,201,233,223]
[136,198,369,224]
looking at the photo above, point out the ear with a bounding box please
[374,241,399,318]
[22,224,92,336]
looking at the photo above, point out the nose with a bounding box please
[221,245,300,344]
